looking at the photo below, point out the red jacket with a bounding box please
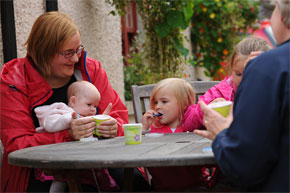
[0,51,128,192]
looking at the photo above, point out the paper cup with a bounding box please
[207,101,232,117]
[90,115,111,137]
[123,123,142,145]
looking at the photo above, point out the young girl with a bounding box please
[142,78,195,133]
[142,78,203,191]
[182,35,271,132]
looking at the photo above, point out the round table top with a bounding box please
[8,132,215,169]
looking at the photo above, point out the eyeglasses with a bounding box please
[58,45,85,58]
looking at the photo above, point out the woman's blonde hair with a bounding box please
[25,12,79,77]
[229,35,271,70]
[277,0,290,29]
[150,78,195,121]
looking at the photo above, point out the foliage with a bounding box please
[190,0,260,79]
[136,0,194,77]
[123,35,153,100]
[107,0,195,100]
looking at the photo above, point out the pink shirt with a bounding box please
[182,76,235,131]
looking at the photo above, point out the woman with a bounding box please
[0,12,148,192]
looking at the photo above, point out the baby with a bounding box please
[34,80,117,193]
[35,80,101,134]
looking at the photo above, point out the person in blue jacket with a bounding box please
[194,0,289,192]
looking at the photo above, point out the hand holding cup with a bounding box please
[194,101,233,140]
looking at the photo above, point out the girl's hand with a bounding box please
[194,101,233,140]
[70,112,96,140]
[141,110,157,131]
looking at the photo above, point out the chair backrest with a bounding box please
[131,81,220,123]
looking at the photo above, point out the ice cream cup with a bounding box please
[207,101,232,117]
[90,115,111,137]
[123,123,142,145]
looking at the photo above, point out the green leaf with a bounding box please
[166,10,184,29]
[179,46,189,58]
[109,10,116,16]
[183,6,194,22]
[174,37,189,58]
[154,22,171,38]
[188,58,197,67]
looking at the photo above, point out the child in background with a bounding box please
[34,80,117,192]
[142,78,203,191]
[182,35,271,190]
[182,35,271,132]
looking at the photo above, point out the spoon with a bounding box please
[153,113,163,117]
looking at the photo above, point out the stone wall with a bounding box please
[0,0,125,102]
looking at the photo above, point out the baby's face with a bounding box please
[232,58,246,92]
[72,93,100,117]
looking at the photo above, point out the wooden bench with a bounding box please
[131,81,220,123]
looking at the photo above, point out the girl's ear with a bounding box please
[69,96,76,107]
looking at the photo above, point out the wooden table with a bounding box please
[8,132,215,192]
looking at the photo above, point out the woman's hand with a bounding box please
[96,118,118,138]
[70,112,96,140]
[96,102,118,138]
[141,110,157,131]
[194,101,233,140]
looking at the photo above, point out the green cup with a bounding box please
[91,115,111,137]
[207,101,232,117]
[123,123,142,145]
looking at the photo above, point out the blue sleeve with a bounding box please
[212,47,289,188]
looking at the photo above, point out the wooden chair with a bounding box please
[131,81,220,123]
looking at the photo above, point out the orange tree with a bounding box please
[190,0,260,79]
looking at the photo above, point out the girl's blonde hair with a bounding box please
[150,78,195,121]
[277,0,290,29]
[25,12,79,77]
[229,35,271,70]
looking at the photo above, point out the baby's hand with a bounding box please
[141,110,156,131]
[210,98,226,104]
